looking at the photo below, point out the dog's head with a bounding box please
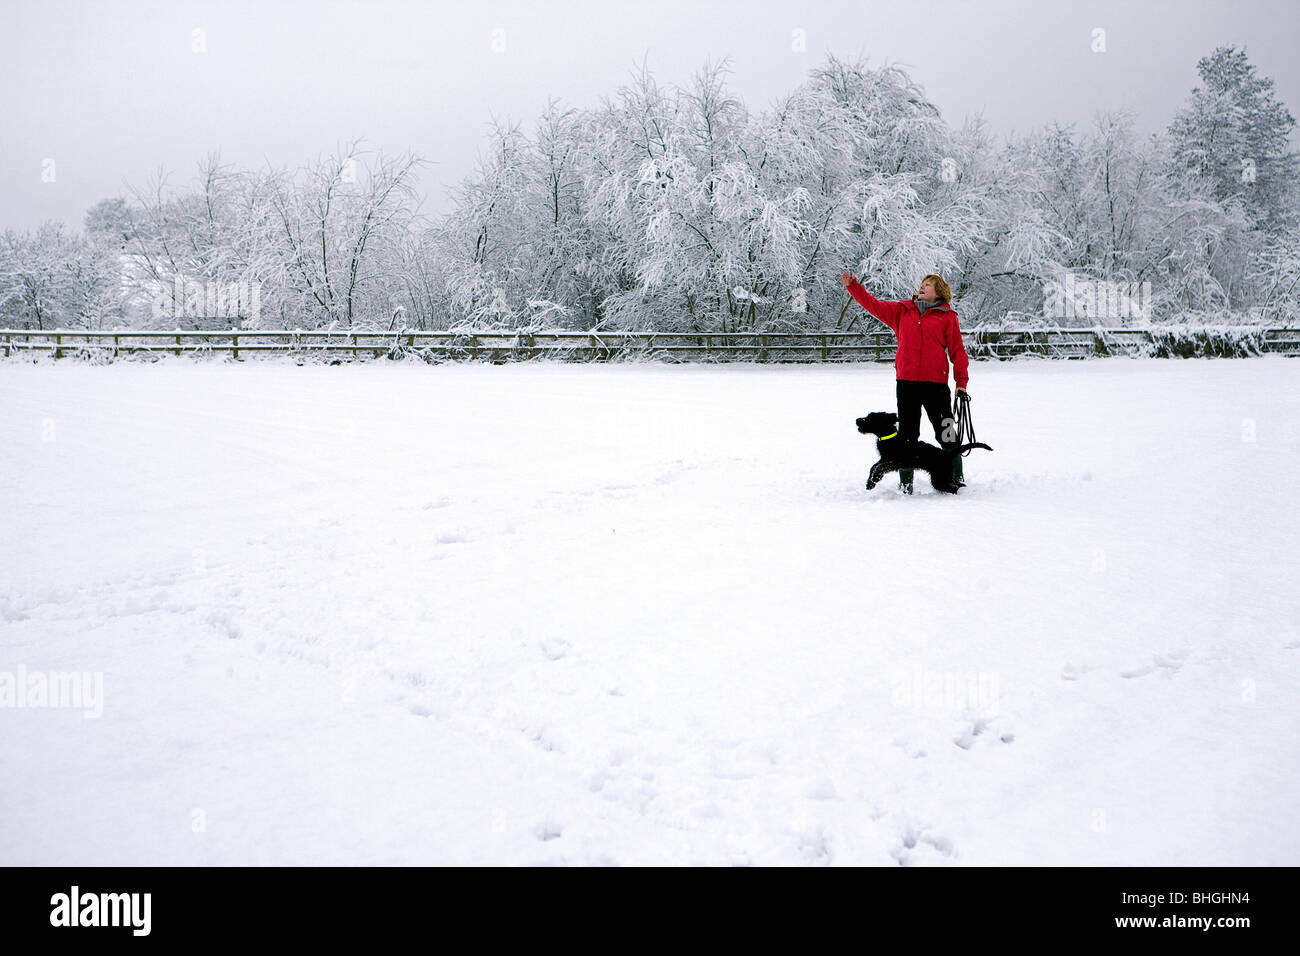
[855,411,898,437]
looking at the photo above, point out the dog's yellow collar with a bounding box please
[879,431,898,440]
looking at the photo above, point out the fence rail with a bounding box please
[2,327,1298,361]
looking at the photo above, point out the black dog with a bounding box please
[855,411,992,494]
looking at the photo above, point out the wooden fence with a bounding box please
[2,327,1298,362]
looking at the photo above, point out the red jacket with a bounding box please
[845,277,969,389]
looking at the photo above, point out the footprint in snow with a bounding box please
[204,610,242,640]
[534,816,564,841]
[953,716,1015,750]
[953,717,990,750]
[891,824,955,866]
[1121,651,1188,679]
[539,638,571,661]
[523,721,563,753]
[652,463,688,485]
[892,735,928,759]
[1153,652,1187,673]
[1061,662,1104,680]
[795,826,833,865]
[0,597,32,622]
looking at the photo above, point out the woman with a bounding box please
[840,271,970,493]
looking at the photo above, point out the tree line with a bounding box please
[2,47,1297,333]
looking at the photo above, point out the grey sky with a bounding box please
[2,0,1297,232]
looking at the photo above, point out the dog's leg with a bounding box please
[930,473,960,493]
[866,460,888,490]
[942,442,964,487]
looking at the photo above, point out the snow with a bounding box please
[2,355,1298,865]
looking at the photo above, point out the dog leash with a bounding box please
[954,391,976,456]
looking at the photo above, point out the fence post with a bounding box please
[232,332,239,360]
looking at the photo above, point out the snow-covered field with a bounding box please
[2,355,1298,866]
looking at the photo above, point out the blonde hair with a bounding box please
[920,274,952,305]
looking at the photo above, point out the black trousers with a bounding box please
[896,380,956,444]
[896,380,961,485]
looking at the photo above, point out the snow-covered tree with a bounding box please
[264,142,424,329]
[0,222,120,329]
[1167,46,1299,237]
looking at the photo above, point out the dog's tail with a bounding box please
[948,442,993,455]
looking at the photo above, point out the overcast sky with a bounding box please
[2,0,1297,232]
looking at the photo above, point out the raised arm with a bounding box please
[841,272,904,333]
